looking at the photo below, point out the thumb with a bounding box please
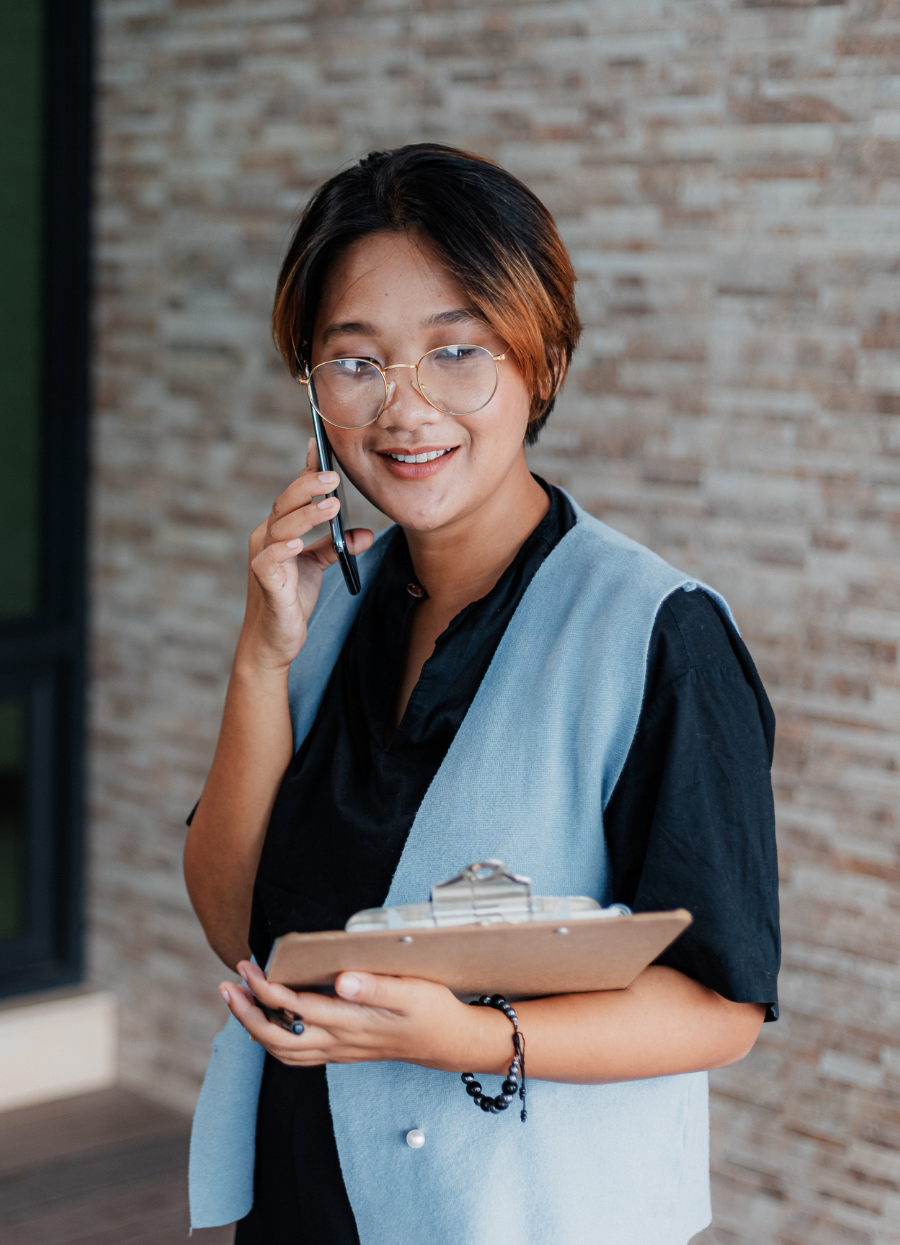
[345,528,374,556]
[335,971,407,1011]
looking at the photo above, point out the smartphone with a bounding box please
[310,408,362,595]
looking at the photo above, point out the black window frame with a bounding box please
[0,0,93,999]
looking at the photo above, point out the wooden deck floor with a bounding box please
[0,1088,234,1244]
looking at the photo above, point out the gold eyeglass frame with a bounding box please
[299,344,507,430]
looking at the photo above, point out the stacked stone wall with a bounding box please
[94,2,900,1240]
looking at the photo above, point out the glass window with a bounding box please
[0,701,26,941]
[0,2,44,619]
[0,0,90,997]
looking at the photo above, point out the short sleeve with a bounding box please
[603,589,780,1019]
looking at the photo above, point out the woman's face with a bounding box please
[309,231,534,533]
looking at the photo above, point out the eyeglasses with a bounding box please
[299,344,507,430]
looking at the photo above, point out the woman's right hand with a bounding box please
[235,438,374,674]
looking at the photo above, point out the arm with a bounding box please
[184,441,373,969]
[606,592,780,1016]
[221,962,765,1082]
[182,661,292,971]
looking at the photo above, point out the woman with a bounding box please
[184,144,779,1245]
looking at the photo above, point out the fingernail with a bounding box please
[286,539,302,549]
[317,471,336,484]
[238,966,248,982]
[339,974,361,997]
[317,498,336,510]
[220,988,231,1004]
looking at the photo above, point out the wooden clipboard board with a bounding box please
[265,909,692,999]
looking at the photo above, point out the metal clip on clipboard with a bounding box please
[345,860,631,933]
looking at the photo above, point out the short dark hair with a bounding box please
[272,143,581,445]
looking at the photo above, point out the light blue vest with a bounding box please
[190,500,729,1244]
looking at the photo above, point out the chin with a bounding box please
[375,495,461,533]
[348,467,471,534]
[396,508,456,533]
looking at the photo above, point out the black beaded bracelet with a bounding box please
[461,994,527,1122]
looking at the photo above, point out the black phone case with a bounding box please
[310,410,361,595]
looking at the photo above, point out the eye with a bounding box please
[333,358,380,377]
[431,345,484,366]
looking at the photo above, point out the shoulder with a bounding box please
[643,586,759,710]
[656,587,738,667]
[551,501,735,632]
[568,505,677,571]
[564,503,721,607]
[549,502,698,608]
[524,501,737,670]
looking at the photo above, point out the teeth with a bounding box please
[389,449,451,464]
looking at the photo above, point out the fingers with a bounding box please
[248,535,309,593]
[247,524,376,607]
[247,516,269,562]
[333,970,411,1011]
[234,962,364,1036]
[266,487,341,550]
[219,979,286,1042]
[271,438,332,505]
[249,503,341,586]
[262,440,375,561]
[222,965,467,1069]
[264,441,342,546]
[237,962,415,1028]
[299,526,375,562]
[238,961,310,1015]
[329,970,455,1018]
[219,977,331,1065]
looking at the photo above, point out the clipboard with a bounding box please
[264,861,692,1000]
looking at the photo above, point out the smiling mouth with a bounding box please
[386,448,455,464]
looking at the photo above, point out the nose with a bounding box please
[377,365,442,430]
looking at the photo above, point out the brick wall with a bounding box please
[94,2,900,1240]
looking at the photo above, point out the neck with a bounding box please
[403,454,550,612]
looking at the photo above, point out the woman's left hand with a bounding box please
[220,961,513,1074]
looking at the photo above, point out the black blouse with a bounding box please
[234,481,780,1245]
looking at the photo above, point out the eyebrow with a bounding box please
[320,320,377,345]
[320,307,487,346]
[422,307,488,328]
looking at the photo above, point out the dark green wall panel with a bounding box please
[0,2,44,618]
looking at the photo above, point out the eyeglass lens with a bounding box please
[308,345,499,429]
